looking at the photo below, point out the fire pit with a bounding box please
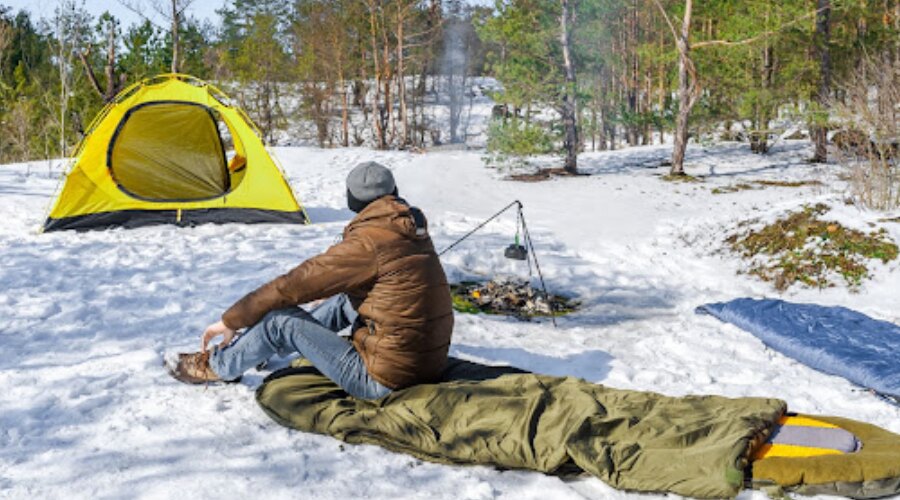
[450,277,579,320]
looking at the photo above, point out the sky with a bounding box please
[1,0,228,27]
[2,0,494,28]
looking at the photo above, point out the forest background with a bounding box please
[0,0,897,183]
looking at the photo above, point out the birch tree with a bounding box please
[50,1,91,160]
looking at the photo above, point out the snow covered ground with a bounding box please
[1,141,898,499]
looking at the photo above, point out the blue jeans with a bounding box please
[209,294,392,400]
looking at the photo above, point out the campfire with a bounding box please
[450,277,578,319]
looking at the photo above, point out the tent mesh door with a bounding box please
[109,102,230,201]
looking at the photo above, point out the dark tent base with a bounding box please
[43,207,309,232]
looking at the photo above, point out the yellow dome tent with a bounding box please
[43,74,308,231]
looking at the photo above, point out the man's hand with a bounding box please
[201,320,238,352]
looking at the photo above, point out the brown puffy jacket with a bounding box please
[221,196,454,389]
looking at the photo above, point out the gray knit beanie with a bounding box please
[346,161,398,213]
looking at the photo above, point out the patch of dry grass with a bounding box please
[660,173,704,183]
[712,179,822,194]
[507,168,586,182]
[754,180,823,188]
[711,183,756,194]
[726,204,898,290]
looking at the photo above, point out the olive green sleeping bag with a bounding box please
[256,358,784,498]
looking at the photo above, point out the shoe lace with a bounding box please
[196,350,211,369]
[181,350,212,382]
[182,350,209,370]
[199,351,211,389]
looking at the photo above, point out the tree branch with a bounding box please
[650,0,680,45]
[693,5,831,49]
[117,0,162,28]
[172,0,196,17]
[116,0,196,26]
[76,48,105,98]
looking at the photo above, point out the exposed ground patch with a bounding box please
[507,168,587,182]
[660,173,704,183]
[712,179,822,194]
[726,203,898,291]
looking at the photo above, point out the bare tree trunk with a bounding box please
[668,0,698,175]
[657,29,666,145]
[600,72,611,150]
[104,22,117,99]
[58,27,68,160]
[170,0,179,73]
[811,0,831,162]
[382,22,394,147]
[445,9,467,144]
[359,54,369,128]
[608,121,616,150]
[367,1,386,149]
[382,77,392,147]
[758,44,774,153]
[560,0,579,174]
[263,82,271,143]
[78,20,123,103]
[650,0,716,173]
[752,6,774,154]
[641,73,651,145]
[598,105,608,151]
[327,23,349,148]
[627,0,639,146]
[671,69,690,171]
[396,8,409,148]
[78,48,102,96]
[340,71,349,147]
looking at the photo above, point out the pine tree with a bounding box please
[120,20,165,80]
[478,0,579,169]
[219,0,291,144]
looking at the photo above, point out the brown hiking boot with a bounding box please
[166,351,241,385]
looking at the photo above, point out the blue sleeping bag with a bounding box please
[697,298,900,399]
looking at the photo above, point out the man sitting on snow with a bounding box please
[169,162,454,400]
